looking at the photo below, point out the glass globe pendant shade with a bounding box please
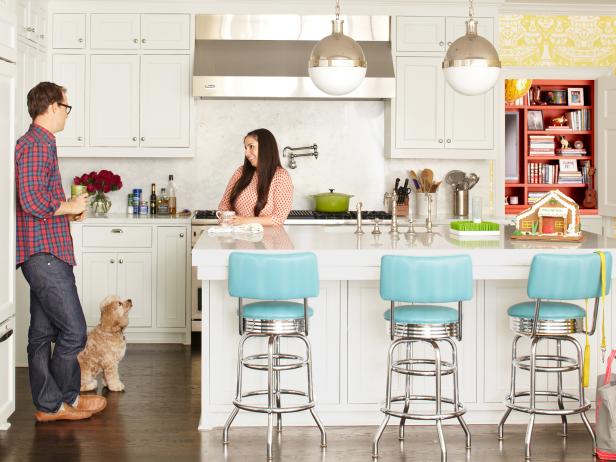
[442,19,501,96]
[308,19,367,96]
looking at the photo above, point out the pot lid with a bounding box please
[312,188,354,198]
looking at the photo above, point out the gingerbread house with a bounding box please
[514,190,581,237]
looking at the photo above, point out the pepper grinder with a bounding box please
[354,201,364,235]
[389,191,399,235]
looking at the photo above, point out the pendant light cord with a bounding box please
[335,0,341,20]
[468,0,475,19]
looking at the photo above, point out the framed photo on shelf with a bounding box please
[568,87,584,106]
[527,110,544,131]
[543,89,567,105]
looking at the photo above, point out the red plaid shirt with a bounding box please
[15,124,75,267]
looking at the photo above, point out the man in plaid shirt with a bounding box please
[16,82,107,422]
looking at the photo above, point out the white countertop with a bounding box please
[192,224,616,280]
[78,213,192,225]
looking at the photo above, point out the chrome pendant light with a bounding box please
[308,0,367,96]
[442,0,501,96]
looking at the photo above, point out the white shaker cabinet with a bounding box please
[140,54,190,148]
[52,54,85,146]
[156,226,187,328]
[90,14,140,50]
[52,14,85,49]
[17,0,45,47]
[89,54,140,147]
[387,16,495,159]
[140,14,190,50]
[0,2,17,63]
[15,39,45,137]
[82,252,152,328]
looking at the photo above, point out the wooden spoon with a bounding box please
[420,169,433,193]
[409,170,421,191]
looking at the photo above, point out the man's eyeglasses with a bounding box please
[57,103,72,115]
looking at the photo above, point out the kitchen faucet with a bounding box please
[426,193,433,234]
[389,190,399,236]
[354,201,364,235]
[282,144,318,169]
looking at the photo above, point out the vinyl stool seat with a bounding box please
[243,301,315,320]
[384,305,459,324]
[507,301,585,320]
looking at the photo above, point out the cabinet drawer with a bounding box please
[83,226,152,248]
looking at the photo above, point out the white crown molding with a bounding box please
[500,2,616,15]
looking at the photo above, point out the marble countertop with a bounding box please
[76,213,192,225]
[192,224,616,280]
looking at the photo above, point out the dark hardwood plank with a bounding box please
[0,344,598,461]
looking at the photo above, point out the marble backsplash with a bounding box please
[59,99,492,217]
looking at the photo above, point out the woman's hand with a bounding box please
[230,216,255,226]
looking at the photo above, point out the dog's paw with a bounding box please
[106,381,125,392]
[80,380,98,392]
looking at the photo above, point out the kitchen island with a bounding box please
[192,224,616,429]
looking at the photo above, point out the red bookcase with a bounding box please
[504,79,597,216]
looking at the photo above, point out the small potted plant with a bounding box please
[73,170,123,216]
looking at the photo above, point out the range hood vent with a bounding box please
[193,15,395,99]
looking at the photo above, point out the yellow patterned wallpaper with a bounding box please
[499,15,616,73]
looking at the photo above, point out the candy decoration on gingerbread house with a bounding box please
[512,190,582,241]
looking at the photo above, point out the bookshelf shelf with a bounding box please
[504,79,597,216]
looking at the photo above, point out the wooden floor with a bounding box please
[0,343,599,461]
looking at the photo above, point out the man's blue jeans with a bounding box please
[21,253,87,413]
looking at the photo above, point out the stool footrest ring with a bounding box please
[234,388,315,414]
[504,390,591,415]
[381,394,467,421]
[513,354,579,373]
[391,358,455,376]
[241,352,307,371]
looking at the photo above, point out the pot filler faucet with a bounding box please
[283,144,318,169]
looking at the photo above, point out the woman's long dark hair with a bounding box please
[229,128,282,217]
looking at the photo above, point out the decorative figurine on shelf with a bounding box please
[511,190,583,242]
[574,140,585,149]
[559,136,570,150]
[551,114,568,126]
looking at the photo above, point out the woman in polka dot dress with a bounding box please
[218,128,293,226]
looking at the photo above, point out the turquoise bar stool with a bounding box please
[222,252,327,460]
[498,252,612,460]
[372,254,474,462]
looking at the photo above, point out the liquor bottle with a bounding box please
[167,174,177,214]
[150,183,157,215]
[157,187,169,215]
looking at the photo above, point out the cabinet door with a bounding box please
[156,227,186,328]
[395,56,444,149]
[52,54,85,146]
[30,4,45,47]
[597,76,616,217]
[0,317,15,430]
[0,3,17,62]
[90,54,139,147]
[52,14,85,49]
[16,0,29,41]
[445,85,494,150]
[396,17,445,52]
[90,14,140,50]
[116,253,152,327]
[140,54,189,148]
[82,253,117,326]
[140,14,190,50]
[15,41,37,137]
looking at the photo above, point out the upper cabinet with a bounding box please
[387,16,497,159]
[0,0,17,62]
[52,14,85,49]
[91,14,189,50]
[50,11,193,157]
[17,0,46,48]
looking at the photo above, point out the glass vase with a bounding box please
[90,191,111,216]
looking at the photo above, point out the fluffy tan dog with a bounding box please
[78,295,132,392]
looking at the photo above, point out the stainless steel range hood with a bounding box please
[193,15,395,99]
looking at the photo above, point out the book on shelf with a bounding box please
[557,148,587,156]
[546,125,572,131]
[528,162,559,184]
[529,134,555,156]
[567,109,591,131]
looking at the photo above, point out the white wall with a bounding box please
[59,99,492,216]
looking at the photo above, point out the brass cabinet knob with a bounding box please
[77,136,83,141]
[140,137,145,141]
[439,41,444,47]
[141,38,146,43]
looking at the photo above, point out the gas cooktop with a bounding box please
[192,210,392,224]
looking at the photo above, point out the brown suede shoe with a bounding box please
[35,404,92,422]
[74,395,107,414]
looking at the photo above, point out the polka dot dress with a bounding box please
[218,166,293,226]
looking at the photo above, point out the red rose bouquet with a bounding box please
[73,170,123,215]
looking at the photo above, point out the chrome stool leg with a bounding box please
[555,339,568,437]
[568,337,597,455]
[274,336,282,433]
[399,341,413,441]
[372,339,400,458]
[266,336,275,460]
[524,336,540,460]
[430,340,447,462]
[498,334,521,440]
[445,338,471,449]
[295,334,327,448]
[223,333,253,444]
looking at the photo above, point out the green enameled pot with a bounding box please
[311,189,354,213]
